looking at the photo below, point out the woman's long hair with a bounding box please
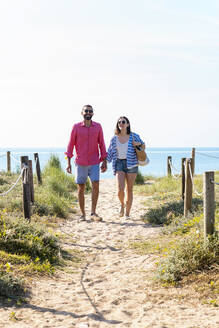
[115,116,131,135]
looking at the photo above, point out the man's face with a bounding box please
[82,106,94,120]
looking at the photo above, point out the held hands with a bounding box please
[101,159,107,173]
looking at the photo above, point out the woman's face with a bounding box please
[117,117,129,131]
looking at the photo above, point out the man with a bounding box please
[65,104,107,222]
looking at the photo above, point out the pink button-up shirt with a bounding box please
[65,121,107,166]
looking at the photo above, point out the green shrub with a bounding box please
[144,198,202,225]
[0,177,7,186]
[0,216,60,263]
[157,233,219,283]
[0,271,25,297]
[135,171,145,185]
[47,154,62,169]
[33,155,78,218]
[34,190,70,218]
[162,213,203,235]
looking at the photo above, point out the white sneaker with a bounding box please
[77,215,86,222]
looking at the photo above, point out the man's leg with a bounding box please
[78,183,86,216]
[91,181,99,214]
[89,164,102,221]
[75,164,88,219]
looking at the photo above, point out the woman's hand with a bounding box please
[132,141,141,147]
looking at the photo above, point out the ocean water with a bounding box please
[1,147,219,179]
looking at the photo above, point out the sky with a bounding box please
[0,0,219,148]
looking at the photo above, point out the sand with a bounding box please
[0,179,218,328]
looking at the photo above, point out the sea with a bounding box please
[1,147,219,179]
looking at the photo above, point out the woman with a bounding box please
[107,116,146,219]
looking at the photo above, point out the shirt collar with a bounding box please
[80,120,97,127]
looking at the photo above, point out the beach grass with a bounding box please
[0,155,86,299]
[133,173,219,303]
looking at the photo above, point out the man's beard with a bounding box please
[84,115,92,120]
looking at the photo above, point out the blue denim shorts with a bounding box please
[75,164,100,184]
[115,159,138,174]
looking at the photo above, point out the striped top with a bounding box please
[107,132,144,175]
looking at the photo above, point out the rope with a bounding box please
[196,151,219,160]
[168,159,181,180]
[0,167,25,197]
[210,179,219,186]
[188,162,203,196]
[10,154,20,163]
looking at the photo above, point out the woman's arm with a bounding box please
[106,137,115,163]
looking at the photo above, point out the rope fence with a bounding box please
[196,151,219,160]
[0,153,42,221]
[210,179,219,186]
[10,154,21,163]
[166,148,218,238]
[0,167,25,197]
[168,158,181,180]
[188,162,203,197]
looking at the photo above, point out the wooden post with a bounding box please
[21,156,31,221]
[7,151,11,173]
[181,157,186,200]
[203,171,215,238]
[28,160,34,203]
[167,156,172,177]
[184,158,193,217]
[34,153,42,185]
[191,147,195,176]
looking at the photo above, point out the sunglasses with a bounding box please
[84,109,93,113]
[118,120,126,124]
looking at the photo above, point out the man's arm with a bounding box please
[66,156,72,174]
[65,125,77,174]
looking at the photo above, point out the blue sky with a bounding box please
[0,0,219,148]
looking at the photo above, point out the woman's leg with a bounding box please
[125,173,137,216]
[116,171,126,215]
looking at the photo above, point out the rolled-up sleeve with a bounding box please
[98,125,107,161]
[106,137,114,163]
[65,125,77,158]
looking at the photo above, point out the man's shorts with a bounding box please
[75,164,100,184]
[115,159,138,174]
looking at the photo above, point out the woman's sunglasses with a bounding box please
[118,120,126,124]
[84,109,93,113]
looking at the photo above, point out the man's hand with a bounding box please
[66,164,72,174]
[101,159,107,173]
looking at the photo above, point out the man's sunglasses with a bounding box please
[84,109,93,113]
[118,120,126,124]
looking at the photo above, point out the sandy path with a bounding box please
[0,179,218,328]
